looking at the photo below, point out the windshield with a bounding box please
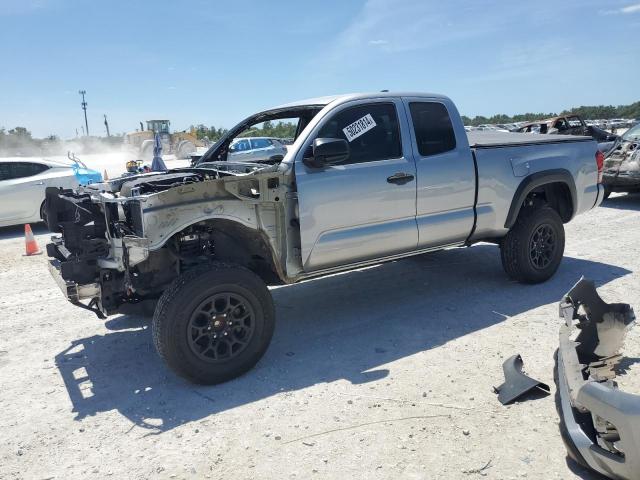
[622,123,640,141]
[197,106,323,164]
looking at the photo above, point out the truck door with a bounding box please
[295,100,418,271]
[401,99,476,248]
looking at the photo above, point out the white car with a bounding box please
[0,157,101,227]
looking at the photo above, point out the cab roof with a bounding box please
[272,92,450,110]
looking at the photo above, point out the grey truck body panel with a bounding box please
[288,93,600,272]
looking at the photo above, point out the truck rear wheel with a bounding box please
[152,263,275,384]
[500,206,565,284]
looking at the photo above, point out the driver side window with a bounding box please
[317,103,402,165]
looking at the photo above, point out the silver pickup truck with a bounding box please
[46,92,605,384]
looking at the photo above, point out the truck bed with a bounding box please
[467,131,593,149]
[467,130,599,243]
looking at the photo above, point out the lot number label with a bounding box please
[343,114,377,142]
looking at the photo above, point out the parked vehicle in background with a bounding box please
[602,122,640,198]
[476,124,509,132]
[608,118,628,130]
[495,123,519,131]
[514,115,617,152]
[228,137,288,163]
[46,92,604,384]
[0,156,101,228]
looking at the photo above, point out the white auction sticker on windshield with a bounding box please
[343,114,377,142]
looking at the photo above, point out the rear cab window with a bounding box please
[0,162,49,181]
[408,102,456,157]
[317,103,402,164]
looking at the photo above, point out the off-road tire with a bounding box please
[500,206,565,284]
[152,263,275,384]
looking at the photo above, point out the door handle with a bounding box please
[31,182,45,186]
[386,172,414,185]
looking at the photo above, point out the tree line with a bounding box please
[461,101,640,126]
[2,99,638,149]
[189,120,296,143]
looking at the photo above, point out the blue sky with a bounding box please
[1,0,639,137]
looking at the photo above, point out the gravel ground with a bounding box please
[1,193,639,480]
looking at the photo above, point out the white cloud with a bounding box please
[621,3,640,13]
[0,0,52,15]
[316,0,509,69]
[600,2,640,15]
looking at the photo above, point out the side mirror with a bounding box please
[303,138,350,168]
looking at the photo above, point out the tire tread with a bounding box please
[152,263,274,384]
[500,205,565,284]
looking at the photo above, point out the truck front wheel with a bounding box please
[500,206,565,284]
[152,263,275,384]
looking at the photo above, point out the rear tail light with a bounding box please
[596,150,604,183]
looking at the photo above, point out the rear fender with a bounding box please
[504,169,577,228]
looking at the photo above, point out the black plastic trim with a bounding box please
[504,169,577,229]
[470,137,593,149]
[495,354,550,405]
[464,150,480,245]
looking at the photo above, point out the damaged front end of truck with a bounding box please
[45,163,293,318]
[603,127,640,195]
[556,278,640,480]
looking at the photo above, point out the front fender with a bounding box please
[144,208,259,251]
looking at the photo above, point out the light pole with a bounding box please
[104,114,110,137]
[79,90,89,136]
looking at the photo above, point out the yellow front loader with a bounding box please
[124,120,201,160]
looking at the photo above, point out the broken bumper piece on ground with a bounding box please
[556,278,640,480]
[495,354,550,405]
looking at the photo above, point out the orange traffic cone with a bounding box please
[103,169,109,181]
[24,224,42,256]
